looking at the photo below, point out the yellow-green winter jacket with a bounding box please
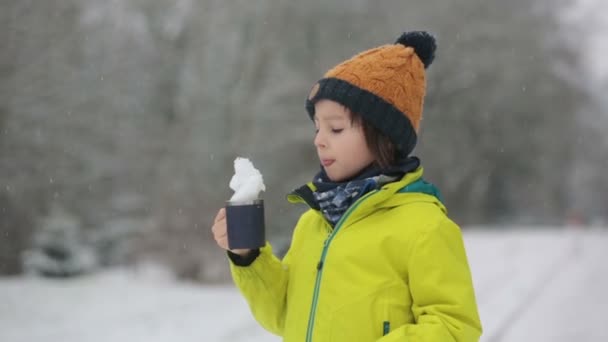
[229,168,482,341]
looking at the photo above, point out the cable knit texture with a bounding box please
[325,45,425,131]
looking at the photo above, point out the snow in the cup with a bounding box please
[229,157,266,202]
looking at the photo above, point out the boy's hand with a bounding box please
[211,208,252,256]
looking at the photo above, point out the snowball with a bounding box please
[229,157,265,202]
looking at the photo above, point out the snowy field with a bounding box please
[1,228,607,342]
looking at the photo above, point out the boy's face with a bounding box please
[313,99,375,182]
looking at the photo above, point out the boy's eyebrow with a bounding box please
[314,113,347,121]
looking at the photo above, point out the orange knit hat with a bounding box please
[306,31,436,156]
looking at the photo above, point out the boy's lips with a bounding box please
[321,159,335,167]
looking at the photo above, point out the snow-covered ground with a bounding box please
[1,228,607,342]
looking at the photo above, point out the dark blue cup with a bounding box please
[225,199,266,250]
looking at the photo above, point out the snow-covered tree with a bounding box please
[23,206,97,278]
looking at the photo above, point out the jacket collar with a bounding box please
[288,167,445,227]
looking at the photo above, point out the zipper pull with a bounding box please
[383,321,390,335]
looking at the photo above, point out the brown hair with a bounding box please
[349,110,397,169]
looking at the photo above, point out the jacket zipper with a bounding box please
[305,190,378,342]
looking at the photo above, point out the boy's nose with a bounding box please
[314,131,327,148]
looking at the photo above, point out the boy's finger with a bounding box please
[214,208,226,223]
[217,236,228,250]
[211,221,226,235]
[214,229,227,240]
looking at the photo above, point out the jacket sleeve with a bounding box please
[229,241,293,336]
[377,217,483,342]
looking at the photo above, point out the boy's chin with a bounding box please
[325,165,372,182]
[325,171,342,182]
[325,171,352,183]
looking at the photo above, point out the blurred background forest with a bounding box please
[1,0,607,283]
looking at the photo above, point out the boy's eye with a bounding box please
[331,128,344,133]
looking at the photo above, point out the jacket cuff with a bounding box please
[227,249,261,266]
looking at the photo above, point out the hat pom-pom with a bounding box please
[395,31,436,69]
